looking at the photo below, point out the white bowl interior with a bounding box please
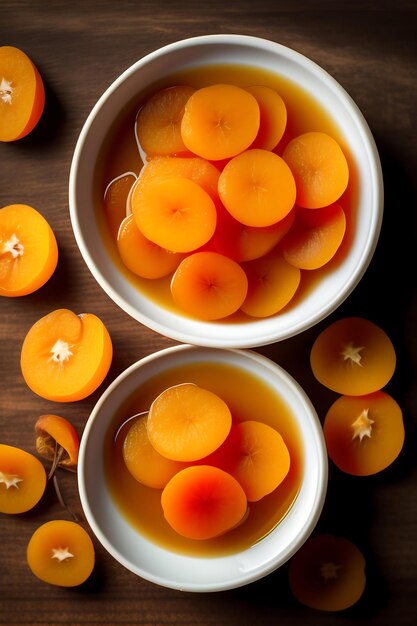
[69,35,383,347]
[78,345,328,592]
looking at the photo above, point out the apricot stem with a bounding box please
[52,474,80,522]
[320,561,342,582]
[351,408,374,442]
[47,443,65,480]
[2,233,24,258]
[0,77,13,104]
[50,339,73,364]
[341,342,364,367]
[0,470,23,489]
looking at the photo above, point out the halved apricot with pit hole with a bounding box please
[288,534,366,611]
[20,309,113,402]
[310,317,396,395]
[0,444,46,514]
[323,391,404,476]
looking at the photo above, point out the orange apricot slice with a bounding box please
[0,204,58,297]
[104,172,136,239]
[0,46,45,142]
[288,534,366,611]
[123,413,186,488]
[208,421,291,502]
[27,520,95,587]
[241,251,301,317]
[310,317,396,395]
[282,131,349,209]
[35,414,79,472]
[218,149,296,227]
[246,85,287,150]
[20,308,113,402]
[133,155,220,202]
[147,383,232,462]
[161,465,247,540]
[0,444,46,514]
[171,251,248,320]
[136,85,195,157]
[132,176,216,253]
[117,214,183,279]
[323,391,404,476]
[180,84,260,160]
[281,203,346,270]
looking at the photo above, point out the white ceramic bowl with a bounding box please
[78,345,327,592]
[69,34,383,348]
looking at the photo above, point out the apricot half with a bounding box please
[181,84,260,160]
[282,131,349,209]
[310,317,396,395]
[218,149,296,227]
[27,520,95,587]
[0,46,45,142]
[288,534,366,611]
[0,444,46,514]
[323,391,404,476]
[171,251,248,320]
[208,421,291,502]
[123,413,186,488]
[21,308,113,402]
[161,465,247,540]
[0,204,58,297]
[147,383,232,462]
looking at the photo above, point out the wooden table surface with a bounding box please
[1,1,416,624]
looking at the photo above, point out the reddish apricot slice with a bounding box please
[20,308,113,402]
[181,84,260,160]
[282,204,346,269]
[288,534,366,611]
[282,131,349,209]
[161,465,247,540]
[0,444,46,514]
[136,85,195,157]
[0,204,58,297]
[132,176,216,253]
[123,413,186,488]
[35,414,79,472]
[104,172,136,239]
[0,46,45,141]
[27,520,95,587]
[310,317,396,395]
[208,421,290,502]
[246,85,287,150]
[241,251,301,317]
[117,215,183,279]
[171,251,248,320]
[323,391,404,476]
[147,383,232,462]
[218,149,296,227]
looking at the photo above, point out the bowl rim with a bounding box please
[69,34,383,348]
[78,343,328,591]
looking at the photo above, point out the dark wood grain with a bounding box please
[1,1,416,624]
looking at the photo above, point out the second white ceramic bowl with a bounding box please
[78,345,328,592]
